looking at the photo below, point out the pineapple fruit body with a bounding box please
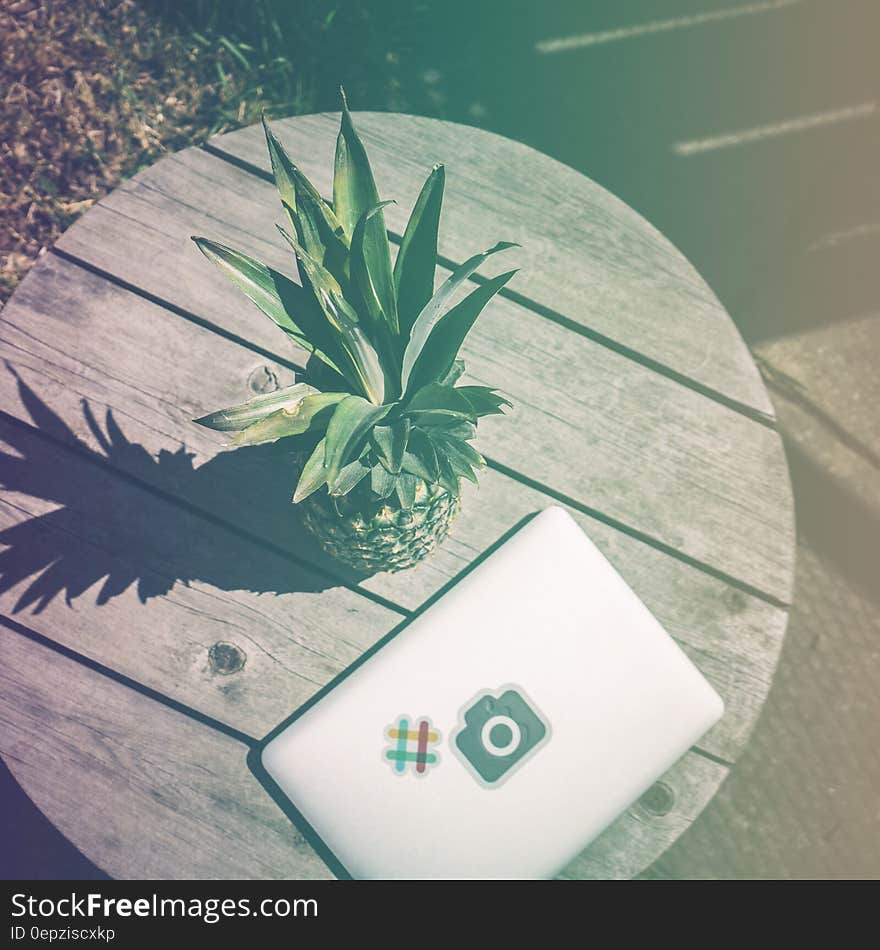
[299,481,460,573]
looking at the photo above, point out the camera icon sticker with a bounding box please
[452,686,550,787]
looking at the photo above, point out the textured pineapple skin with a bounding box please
[299,479,460,573]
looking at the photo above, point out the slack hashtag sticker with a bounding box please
[384,716,440,777]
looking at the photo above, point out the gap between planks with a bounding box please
[0,619,729,880]
[0,248,787,764]
[0,620,333,880]
[0,584,733,777]
[0,404,737,770]
[204,112,778,418]
[48,245,790,612]
[50,145,794,599]
[202,142,778,430]
[0,613,257,747]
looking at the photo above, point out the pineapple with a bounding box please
[192,92,516,573]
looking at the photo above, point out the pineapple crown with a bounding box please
[191,91,517,510]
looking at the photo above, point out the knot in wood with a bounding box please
[638,781,675,817]
[208,641,246,675]
[247,365,279,395]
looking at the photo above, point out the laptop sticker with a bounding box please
[452,686,551,788]
[384,716,441,777]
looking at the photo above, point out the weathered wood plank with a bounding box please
[559,752,727,880]
[0,254,787,762]
[209,111,774,418]
[53,147,795,601]
[0,421,398,738]
[0,252,458,604]
[0,623,728,880]
[0,625,332,880]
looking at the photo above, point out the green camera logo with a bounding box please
[452,686,550,787]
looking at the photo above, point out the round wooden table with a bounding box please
[0,113,795,879]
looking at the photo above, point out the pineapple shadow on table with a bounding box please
[0,368,537,880]
[0,369,371,615]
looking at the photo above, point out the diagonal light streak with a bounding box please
[674,101,877,155]
[536,0,800,53]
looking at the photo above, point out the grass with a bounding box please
[0,0,430,303]
[144,0,428,122]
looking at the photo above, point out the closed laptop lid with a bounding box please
[261,506,723,879]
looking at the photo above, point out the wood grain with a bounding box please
[209,113,774,419]
[53,146,795,601]
[0,254,786,763]
[0,625,332,879]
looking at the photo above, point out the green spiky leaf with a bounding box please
[435,453,461,495]
[302,352,350,393]
[229,392,347,446]
[262,113,348,247]
[263,115,349,283]
[262,113,299,214]
[446,458,480,485]
[191,238,344,374]
[456,386,512,417]
[314,285,386,405]
[429,431,485,483]
[351,200,398,339]
[401,451,433,482]
[371,418,410,474]
[370,462,397,499]
[394,164,444,340]
[323,395,391,486]
[194,382,318,432]
[333,89,382,238]
[440,359,466,386]
[292,437,328,502]
[278,226,386,404]
[403,383,477,426]
[328,455,371,496]
[400,241,517,393]
[404,269,517,395]
[395,471,419,510]
[431,419,476,440]
[291,187,350,285]
[401,426,438,482]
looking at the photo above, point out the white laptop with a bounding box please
[261,506,723,879]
